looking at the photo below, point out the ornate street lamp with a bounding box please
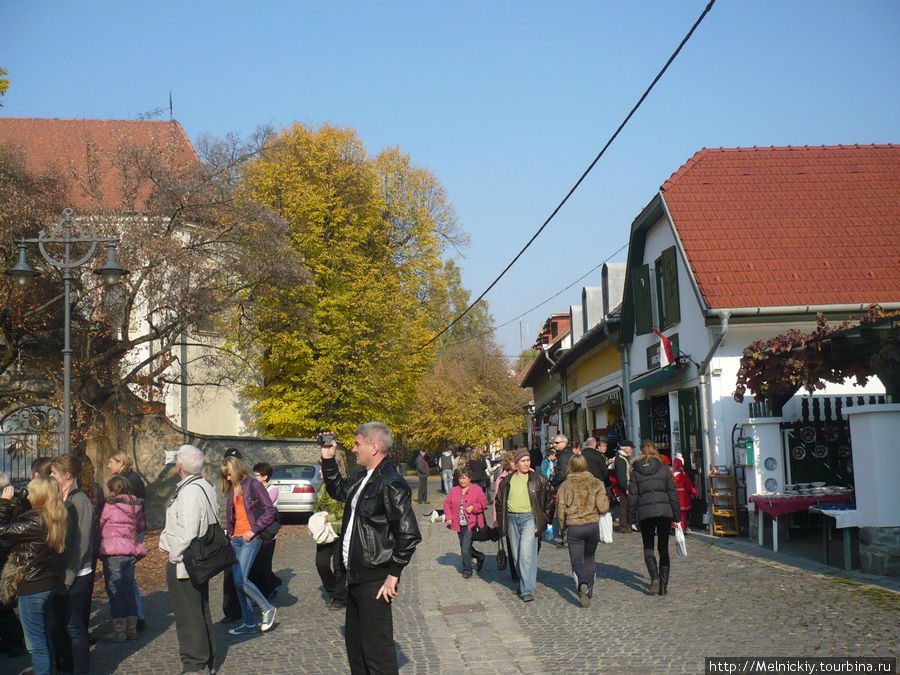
[6,208,128,454]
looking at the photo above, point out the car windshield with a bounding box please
[271,465,317,480]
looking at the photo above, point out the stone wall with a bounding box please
[859,526,900,576]
[88,411,357,528]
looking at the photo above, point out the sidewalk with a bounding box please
[6,476,898,673]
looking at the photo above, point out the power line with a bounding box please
[421,0,717,350]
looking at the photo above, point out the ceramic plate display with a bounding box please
[792,446,806,460]
[813,445,828,459]
[800,427,816,443]
[811,481,826,487]
[764,478,779,492]
[654,417,667,431]
[764,457,777,471]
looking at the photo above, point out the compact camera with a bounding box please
[317,432,335,446]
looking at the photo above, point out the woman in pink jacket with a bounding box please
[98,475,147,642]
[443,467,487,578]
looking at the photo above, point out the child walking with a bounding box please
[98,475,147,642]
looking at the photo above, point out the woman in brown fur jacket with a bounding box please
[557,455,609,608]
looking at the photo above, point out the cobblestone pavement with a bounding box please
[7,476,899,674]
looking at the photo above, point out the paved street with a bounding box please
[8,477,899,674]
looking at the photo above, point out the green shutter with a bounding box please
[661,246,680,326]
[638,399,651,444]
[632,264,652,335]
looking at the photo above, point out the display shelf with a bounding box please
[709,471,739,536]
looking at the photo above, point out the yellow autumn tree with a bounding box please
[237,123,467,446]
[407,337,530,450]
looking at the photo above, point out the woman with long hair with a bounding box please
[443,467,487,578]
[0,476,67,675]
[221,456,278,635]
[628,441,680,596]
[98,475,147,642]
[50,453,94,675]
[557,455,609,607]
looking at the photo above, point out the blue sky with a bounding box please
[2,1,898,357]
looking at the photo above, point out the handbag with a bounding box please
[598,511,614,544]
[496,537,507,571]
[674,523,687,557]
[179,479,237,585]
[308,511,338,544]
[251,492,281,541]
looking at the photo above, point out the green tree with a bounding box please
[238,123,466,446]
[0,68,9,106]
[406,336,529,450]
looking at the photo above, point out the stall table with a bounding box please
[808,503,857,571]
[749,493,854,552]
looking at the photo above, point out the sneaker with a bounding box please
[521,594,534,602]
[328,601,346,611]
[462,571,472,578]
[260,607,277,632]
[579,583,591,608]
[228,623,258,635]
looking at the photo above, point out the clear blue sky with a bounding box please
[2,1,898,357]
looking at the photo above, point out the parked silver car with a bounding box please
[269,463,322,514]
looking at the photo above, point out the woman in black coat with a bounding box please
[628,441,680,596]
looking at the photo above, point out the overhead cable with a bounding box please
[420,0,717,349]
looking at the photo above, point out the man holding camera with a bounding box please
[320,423,421,675]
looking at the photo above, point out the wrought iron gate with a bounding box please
[0,405,63,482]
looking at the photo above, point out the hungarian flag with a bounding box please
[651,327,676,369]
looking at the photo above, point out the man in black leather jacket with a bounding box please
[321,422,421,675]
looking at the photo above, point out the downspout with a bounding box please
[698,310,730,534]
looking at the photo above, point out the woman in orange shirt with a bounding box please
[221,456,278,635]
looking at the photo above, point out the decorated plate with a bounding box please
[800,427,816,444]
[654,404,668,417]
[792,446,806,460]
[764,478,779,492]
[812,445,828,459]
[764,457,777,471]
[654,418,667,431]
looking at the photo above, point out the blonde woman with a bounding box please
[557,455,609,607]
[0,477,67,675]
[628,441,680,596]
[221,456,277,635]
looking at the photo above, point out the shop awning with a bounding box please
[560,401,577,414]
[585,386,622,408]
[629,365,682,393]
[533,392,561,417]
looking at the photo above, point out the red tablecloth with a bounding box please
[749,493,853,518]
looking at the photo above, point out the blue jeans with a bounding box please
[103,555,138,618]
[231,536,273,626]
[441,469,453,493]
[457,527,485,573]
[507,512,538,596]
[19,589,54,675]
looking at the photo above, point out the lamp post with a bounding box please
[6,208,127,454]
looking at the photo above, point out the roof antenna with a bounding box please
[169,90,173,120]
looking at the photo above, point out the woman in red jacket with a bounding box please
[443,467,487,578]
[672,457,696,531]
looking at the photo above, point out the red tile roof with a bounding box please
[660,145,900,309]
[0,117,202,212]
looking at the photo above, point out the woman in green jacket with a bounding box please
[314,480,346,609]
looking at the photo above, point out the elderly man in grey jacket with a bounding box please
[160,445,219,675]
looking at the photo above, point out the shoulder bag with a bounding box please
[496,536,507,571]
[180,479,236,585]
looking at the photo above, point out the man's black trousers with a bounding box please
[345,578,398,674]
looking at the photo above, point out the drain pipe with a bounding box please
[698,310,730,534]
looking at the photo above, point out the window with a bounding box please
[654,246,680,329]
[631,264,652,335]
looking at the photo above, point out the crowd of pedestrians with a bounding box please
[0,429,687,675]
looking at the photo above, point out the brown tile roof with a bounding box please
[0,117,202,212]
[660,144,900,309]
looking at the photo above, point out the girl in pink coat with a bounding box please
[672,457,696,530]
[98,475,147,641]
[443,467,487,577]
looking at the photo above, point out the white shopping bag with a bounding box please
[674,523,687,557]
[598,512,614,544]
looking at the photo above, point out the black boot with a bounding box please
[644,553,659,594]
[658,564,670,595]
